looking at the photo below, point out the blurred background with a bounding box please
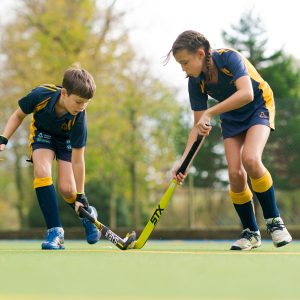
[0,0,299,237]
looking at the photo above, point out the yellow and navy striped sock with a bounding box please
[229,185,259,231]
[34,177,62,229]
[250,170,279,219]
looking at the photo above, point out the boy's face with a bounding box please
[61,89,90,115]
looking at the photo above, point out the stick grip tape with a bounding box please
[176,135,203,175]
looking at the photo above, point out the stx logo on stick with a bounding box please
[150,205,164,225]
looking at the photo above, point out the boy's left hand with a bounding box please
[75,193,89,216]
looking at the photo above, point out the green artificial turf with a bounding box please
[0,240,299,300]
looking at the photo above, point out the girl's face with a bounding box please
[174,48,206,78]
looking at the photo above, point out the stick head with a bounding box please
[122,231,137,250]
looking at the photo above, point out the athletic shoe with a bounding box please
[266,217,292,247]
[230,228,261,250]
[82,206,101,244]
[41,227,65,250]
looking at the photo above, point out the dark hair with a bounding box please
[62,67,96,99]
[164,30,212,80]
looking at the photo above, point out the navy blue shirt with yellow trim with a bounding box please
[18,84,87,148]
[188,48,275,129]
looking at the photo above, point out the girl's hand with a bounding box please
[196,111,212,136]
[172,161,188,185]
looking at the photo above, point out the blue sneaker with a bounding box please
[82,206,101,244]
[41,227,65,250]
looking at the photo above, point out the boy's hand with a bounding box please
[75,193,89,216]
[0,135,8,151]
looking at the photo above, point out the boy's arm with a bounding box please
[71,147,85,193]
[72,147,89,213]
[0,108,27,150]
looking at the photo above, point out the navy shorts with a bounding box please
[221,105,274,139]
[29,131,72,162]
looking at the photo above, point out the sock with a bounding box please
[250,170,280,219]
[229,185,259,232]
[63,194,76,210]
[34,177,62,229]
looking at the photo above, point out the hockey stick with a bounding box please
[132,134,205,249]
[78,207,136,250]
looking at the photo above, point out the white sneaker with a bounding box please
[266,217,292,247]
[230,228,262,250]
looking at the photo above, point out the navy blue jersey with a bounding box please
[188,49,275,134]
[18,84,87,148]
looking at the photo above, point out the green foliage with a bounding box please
[264,55,300,189]
[222,10,282,69]
[0,0,185,229]
[4,2,300,231]
[27,198,44,228]
[83,178,131,227]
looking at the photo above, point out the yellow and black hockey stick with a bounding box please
[132,135,205,249]
[78,207,136,250]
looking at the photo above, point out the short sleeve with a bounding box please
[18,87,41,114]
[188,77,208,111]
[224,51,248,81]
[70,111,87,148]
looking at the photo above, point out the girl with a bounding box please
[167,30,292,250]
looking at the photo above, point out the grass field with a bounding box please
[0,239,300,300]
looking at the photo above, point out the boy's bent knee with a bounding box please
[62,193,76,204]
[58,184,76,203]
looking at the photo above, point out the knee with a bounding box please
[228,168,245,184]
[241,153,260,174]
[58,184,76,200]
[34,165,51,178]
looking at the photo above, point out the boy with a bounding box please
[0,67,100,249]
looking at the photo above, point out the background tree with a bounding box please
[0,0,184,229]
[222,10,282,68]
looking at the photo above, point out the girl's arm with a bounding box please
[207,75,254,116]
[196,76,253,134]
